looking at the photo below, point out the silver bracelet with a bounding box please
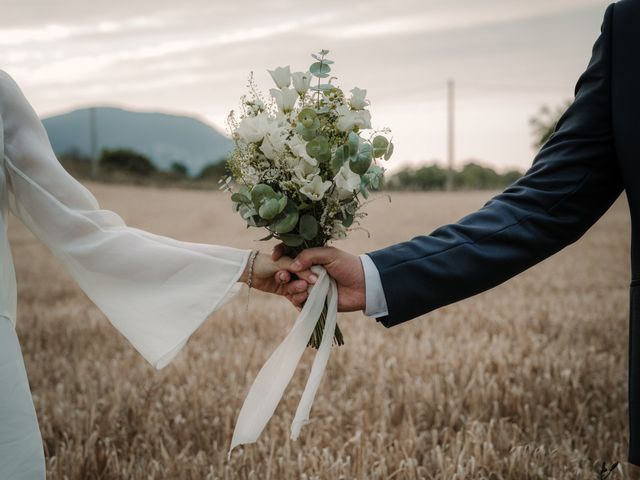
[246,249,259,289]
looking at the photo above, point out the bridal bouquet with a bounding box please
[225,50,393,453]
[225,49,392,346]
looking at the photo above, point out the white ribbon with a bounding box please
[229,265,337,455]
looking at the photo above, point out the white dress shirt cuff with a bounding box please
[359,254,389,318]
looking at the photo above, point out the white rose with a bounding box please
[293,158,320,184]
[270,87,298,113]
[235,112,271,143]
[334,163,362,199]
[287,135,317,165]
[291,71,312,95]
[267,66,291,89]
[349,87,369,110]
[335,105,372,132]
[300,174,332,201]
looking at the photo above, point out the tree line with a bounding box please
[386,162,523,191]
[59,148,227,188]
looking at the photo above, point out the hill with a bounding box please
[42,106,233,176]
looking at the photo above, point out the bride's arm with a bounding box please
[0,70,261,369]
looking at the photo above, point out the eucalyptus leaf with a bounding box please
[358,143,373,160]
[248,215,269,227]
[342,213,354,228]
[310,62,331,78]
[272,210,299,234]
[316,151,331,163]
[348,132,360,157]
[231,192,251,204]
[279,233,305,247]
[309,84,334,91]
[296,124,318,141]
[239,203,257,220]
[299,214,318,240]
[251,184,277,206]
[372,136,389,150]
[350,155,372,175]
[306,136,330,158]
[277,195,288,214]
[373,147,388,158]
[332,145,346,173]
[258,198,281,220]
[272,200,300,234]
[384,142,395,160]
[298,108,317,128]
[258,233,275,242]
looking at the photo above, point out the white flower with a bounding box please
[334,163,362,199]
[331,220,348,240]
[293,158,320,184]
[268,66,291,89]
[335,104,372,132]
[235,112,271,143]
[244,98,265,116]
[259,123,288,161]
[300,174,332,201]
[270,87,298,113]
[291,71,312,95]
[287,135,317,165]
[349,87,369,110]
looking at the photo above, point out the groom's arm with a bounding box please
[368,3,623,327]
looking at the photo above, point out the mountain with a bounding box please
[42,106,233,176]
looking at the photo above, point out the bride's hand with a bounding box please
[240,252,301,297]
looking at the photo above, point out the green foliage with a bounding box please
[170,161,188,176]
[299,214,318,241]
[198,160,228,181]
[100,149,157,176]
[455,162,502,190]
[529,100,571,149]
[387,162,523,191]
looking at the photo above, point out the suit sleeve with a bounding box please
[368,3,623,327]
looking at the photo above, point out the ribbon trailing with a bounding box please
[229,265,337,455]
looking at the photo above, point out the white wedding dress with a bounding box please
[0,70,251,479]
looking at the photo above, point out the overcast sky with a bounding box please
[1,0,611,171]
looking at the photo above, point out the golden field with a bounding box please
[8,185,634,479]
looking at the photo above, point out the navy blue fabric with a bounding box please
[369,1,640,464]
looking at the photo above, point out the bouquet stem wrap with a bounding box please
[229,265,337,455]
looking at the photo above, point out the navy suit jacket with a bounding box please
[368,0,640,464]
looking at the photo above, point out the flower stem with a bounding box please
[307,300,344,349]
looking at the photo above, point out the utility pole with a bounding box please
[89,107,99,179]
[446,78,455,192]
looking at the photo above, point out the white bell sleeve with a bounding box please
[0,71,250,369]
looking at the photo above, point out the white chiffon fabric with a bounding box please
[230,265,337,453]
[0,70,250,478]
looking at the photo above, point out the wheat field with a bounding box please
[8,185,635,479]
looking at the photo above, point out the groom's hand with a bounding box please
[273,245,365,312]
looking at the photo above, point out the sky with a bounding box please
[1,0,611,172]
